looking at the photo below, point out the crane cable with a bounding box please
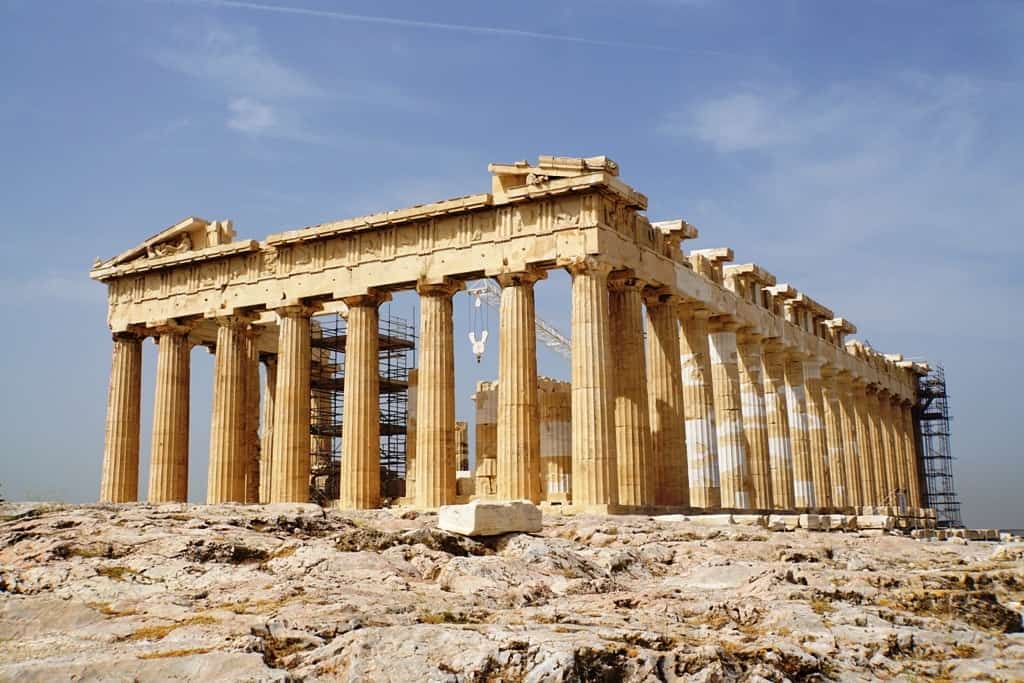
[467,285,489,363]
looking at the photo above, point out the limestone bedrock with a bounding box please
[438,500,542,536]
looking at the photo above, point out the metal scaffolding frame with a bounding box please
[913,365,963,528]
[309,309,415,504]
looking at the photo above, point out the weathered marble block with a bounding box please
[438,500,542,536]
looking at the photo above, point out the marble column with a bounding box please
[784,354,816,509]
[803,359,831,509]
[821,369,848,509]
[643,290,687,507]
[568,259,618,508]
[258,355,277,504]
[900,402,923,509]
[853,383,878,506]
[836,375,864,508]
[866,387,889,506]
[208,315,252,504]
[762,340,794,509]
[243,333,261,504]
[339,294,384,509]
[609,274,653,507]
[269,306,314,503]
[889,395,911,510]
[496,271,543,503]
[415,280,461,508]
[708,318,751,509]
[678,303,720,509]
[99,332,143,503]
[876,390,899,506]
[148,323,192,503]
[737,333,772,510]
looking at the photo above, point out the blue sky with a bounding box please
[1,0,1021,527]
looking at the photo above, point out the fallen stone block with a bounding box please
[856,515,895,531]
[438,500,541,536]
[911,529,935,539]
[768,514,800,531]
[683,514,735,526]
[824,514,848,531]
[732,514,767,527]
[798,514,824,531]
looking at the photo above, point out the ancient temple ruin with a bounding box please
[92,155,934,518]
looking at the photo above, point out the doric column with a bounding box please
[678,303,720,509]
[339,293,386,509]
[406,369,419,495]
[876,390,898,506]
[866,386,889,505]
[258,354,276,503]
[243,333,261,503]
[821,368,848,509]
[539,379,572,501]
[803,359,831,509]
[762,340,794,509]
[414,279,461,508]
[900,401,922,509]
[568,258,618,508]
[99,332,143,503]
[643,290,687,507]
[609,273,653,507]
[148,322,192,503]
[269,305,315,503]
[784,354,816,509]
[496,270,543,503]
[852,382,878,506]
[737,333,772,510]
[708,318,751,509]
[889,395,911,510]
[836,374,864,507]
[207,315,253,504]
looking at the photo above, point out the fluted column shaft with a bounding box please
[804,359,831,509]
[877,391,898,505]
[866,388,889,505]
[244,335,261,503]
[708,320,751,509]
[644,292,687,507]
[415,281,460,508]
[339,295,383,509]
[208,316,251,504]
[889,396,911,510]
[836,376,864,507]
[853,384,878,505]
[900,403,922,509]
[679,304,720,509]
[763,342,794,509]
[569,260,618,507]
[497,272,543,503]
[269,307,313,503]
[821,371,847,508]
[148,325,192,503]
[737,335,772,510]
[784,356,815,508]
[100,332,143,503]
[609,275,654,507]
[259,356,277,503]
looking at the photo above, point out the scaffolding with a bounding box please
[309,310,415,504]
[914,365,963,528]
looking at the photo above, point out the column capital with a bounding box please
[259,352,278,366]
[207,311,260,329]
[341,288,391,308]
[708,315,741,333]
[762,338,788,353]
[675,300,712,321]
[607,270,646,292]
[273,302,322,319]
[736,329,764,346]
[564,256,613,278]
[147,318,197,337]
[416,277,464,297]
[494,267,546,288]
[641,285,680,307]
[111,328,146,343]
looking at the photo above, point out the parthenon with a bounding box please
[92,155,931,518]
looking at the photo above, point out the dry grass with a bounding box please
[96,565,134,581]
[137,647,213,660]
[810,599,836,615]
[126,615,218,641]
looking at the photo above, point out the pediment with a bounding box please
[96,217,236,268]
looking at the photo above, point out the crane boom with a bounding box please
[467,280,571,361]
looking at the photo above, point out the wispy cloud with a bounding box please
[227,97,275,133]
[158,0,679,52]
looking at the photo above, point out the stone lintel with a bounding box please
[723,262,777,287]
[690,247,735,264]
[651,219,699,241]
[825,317,857,335]
[764,283,797,300]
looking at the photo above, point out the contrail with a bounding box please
[154,0,681,53]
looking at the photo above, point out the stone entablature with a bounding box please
[90,155,918,400]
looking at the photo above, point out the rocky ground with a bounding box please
[0,503,1022,682]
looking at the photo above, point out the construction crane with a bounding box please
[465,280,571,361]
